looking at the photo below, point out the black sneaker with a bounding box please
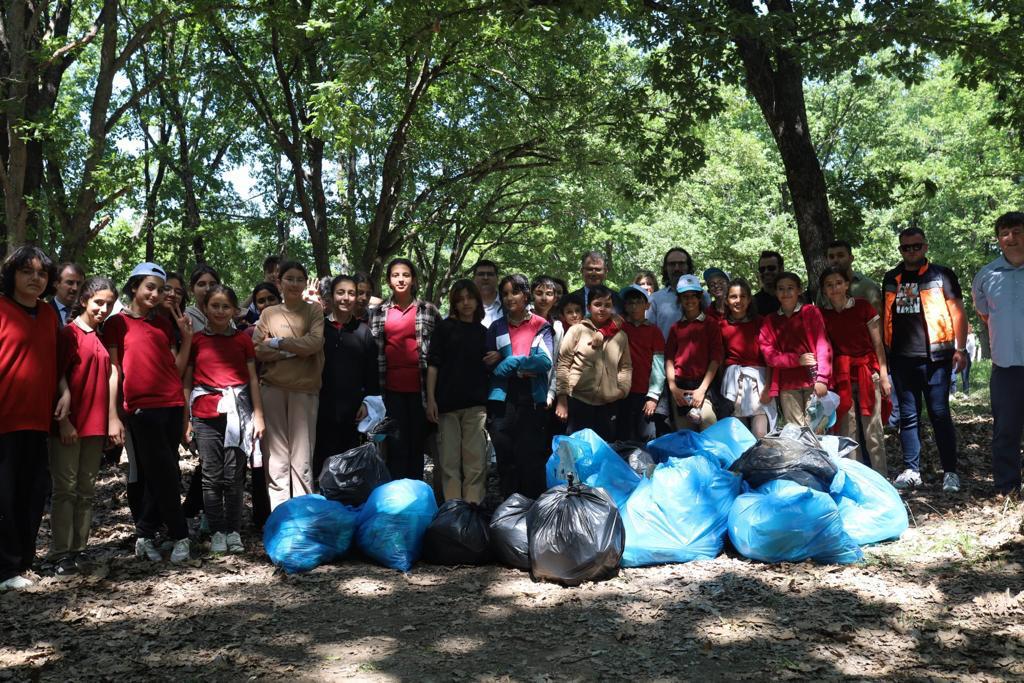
[54,556,79,576]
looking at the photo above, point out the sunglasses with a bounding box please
[899,243,925,253]
[758,265,778,273]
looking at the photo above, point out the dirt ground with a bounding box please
[3,390,1023,682]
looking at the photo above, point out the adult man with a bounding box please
[646,247,694,338]
[569,251,624,314]
[50,262,84,325]
[882,227,968,492]
[973,211,1024,496]
[753,250,783,316]
[471,259,502,327]
[816,240,882,312]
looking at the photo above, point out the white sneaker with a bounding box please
[135,538,162,562]
[0,575,34,591]
[210,532,227,555]
[893,468,923,490]
[943,472,961,493]
[170,538,191,564]
[225,532,244,554]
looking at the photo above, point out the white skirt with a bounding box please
[722,364,777,430]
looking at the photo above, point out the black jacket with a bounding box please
[320,316,379,423]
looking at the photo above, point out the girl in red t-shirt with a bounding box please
[820,267,891,475]
[49,277,123,574]
[0,246,61,591]
[105,262,193,564]
[184,286,264,555]
[719,278,775,438]
[757,272,832,427]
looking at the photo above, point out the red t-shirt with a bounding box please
[508,314,548,356]
[188,331,256,419]
[822,298,878,358]
[104,312,184,412]
[665,315,724,382]
[0,296,59,434]
[385,304,420,392]
[62,322,111,437]
[622,320,665,395]
[720,316,765,367]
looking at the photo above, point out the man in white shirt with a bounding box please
[50,262,85,325]
[472,259,502,327]
[646,247,695,338]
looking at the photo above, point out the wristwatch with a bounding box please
[956,348,967,353]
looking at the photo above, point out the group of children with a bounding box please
[0,245,890,590]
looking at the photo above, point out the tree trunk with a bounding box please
[729,0,834,285]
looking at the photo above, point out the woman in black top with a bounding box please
[313,274,379,480]
[426,280,490,503]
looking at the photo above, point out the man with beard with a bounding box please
[647,247,695,338]
[882,227,968,493]
[753,250,783,316]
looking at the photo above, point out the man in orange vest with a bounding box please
[881,227,969,493]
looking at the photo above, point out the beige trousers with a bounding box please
[437,406,488,503]
[779,389,814,427]
[837,382,887,476]
[48,435,104,559]
[670,398,717,432]
[261,385,318,510]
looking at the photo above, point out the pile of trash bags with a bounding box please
[264,419,908,577]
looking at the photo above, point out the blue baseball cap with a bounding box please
[620,284,651,303]
[703,267,729,283]
[128,262,167,282]
[675,274,703,294]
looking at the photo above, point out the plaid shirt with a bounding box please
[368,297,440,406]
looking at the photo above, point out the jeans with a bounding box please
[194,416,246,533]
[128,407,188,541]
[889,355,957,473]
[990,364,1024,493]
[0,431,49,581]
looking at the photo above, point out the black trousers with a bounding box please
[250,466,271,530]
[384,391,427,481]
[194,416,246,533]
[488,380,549,499]
[0,431,49,581]
[566,396,614,442]
[614,392,657,443]
[127,407,188,541]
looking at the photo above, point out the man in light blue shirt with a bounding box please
[973,211,1024,495]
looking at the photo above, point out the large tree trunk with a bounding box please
[729,0,834,286]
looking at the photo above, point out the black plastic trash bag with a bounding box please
[489,494,534,569]
[319,442,391,507]
[611,441,657,478]
[729,425,838,491]
[422,499,492,566]
[527,477,625,586]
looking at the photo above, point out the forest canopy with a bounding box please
[0,0,1020,305]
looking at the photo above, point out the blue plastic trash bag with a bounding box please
[700,417,757,464]
[621,454,742,567]
[728,479,863,564]
[356,479,438,572]
[645,429,737,469]
[263,494,359,574]
[545,429,640,509]
[829,458,909,545]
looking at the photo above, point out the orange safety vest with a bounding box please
[882,262,956,359]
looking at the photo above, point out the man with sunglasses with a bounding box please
[973,211,1024,497]
[753,250,783,316]
[882,227,968,493]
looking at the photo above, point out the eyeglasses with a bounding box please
[758,265,778,273]
[899,243,925,253]
[666,260,688,268]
